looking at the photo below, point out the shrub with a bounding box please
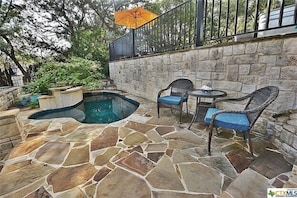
[28,57,105,94]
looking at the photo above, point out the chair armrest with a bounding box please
[211,93,252,106]
[215,93,251,103]
[157,86,171,98]
[158,84,191,101]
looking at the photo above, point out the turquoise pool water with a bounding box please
[29,92,139,124]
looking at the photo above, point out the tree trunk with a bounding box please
[4,68,13,86]
[8,55,30,82]
[0,69,9,86]
[1,35,31,83]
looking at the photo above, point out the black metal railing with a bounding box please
[109,0,196,61]
[110,0,297,61]
[202,0,297,43]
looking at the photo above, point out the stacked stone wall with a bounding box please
[0,87,20,111]
[0,109,22,161]
[273,109,297,158]
[109,35,297,157]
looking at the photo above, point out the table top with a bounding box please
[189,89,227,98]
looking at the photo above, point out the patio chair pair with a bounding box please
[157,79,279,158]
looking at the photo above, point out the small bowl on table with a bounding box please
[202,89,212,93]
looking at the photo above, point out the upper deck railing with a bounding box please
[110,0,297,61]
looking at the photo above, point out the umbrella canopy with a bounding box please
[114,7,158,29]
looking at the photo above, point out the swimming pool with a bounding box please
[28,92,140,124]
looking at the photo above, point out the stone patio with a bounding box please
[0,94,296,198]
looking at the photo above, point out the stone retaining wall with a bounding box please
[0,109,22,161]
[109,35,297,157]
[273,109,297,158]
[0,87,20,111]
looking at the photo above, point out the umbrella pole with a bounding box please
[132,29,135,57]
[132,14,136,57]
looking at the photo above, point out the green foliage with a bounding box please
[154,0,186,12]
[28,57,104,94]
[28,100,39,109]
[69,27,109,77]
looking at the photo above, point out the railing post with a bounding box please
[195,0,204,47]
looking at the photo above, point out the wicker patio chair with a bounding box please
[157,79,194,123]
[204,86,279,158]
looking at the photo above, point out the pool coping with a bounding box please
[27,90,145,124]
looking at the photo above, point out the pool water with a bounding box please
[29,92,139,124]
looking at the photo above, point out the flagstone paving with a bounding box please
[0,94,296,197]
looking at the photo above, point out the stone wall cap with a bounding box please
[0,87,19,96]
[61,86,82,93]
[38,95,55,99]
[0,109,20,119]
[49,86,72,91]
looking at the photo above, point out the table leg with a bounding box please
[188,97,200,129]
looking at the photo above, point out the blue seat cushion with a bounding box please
[204,108,250,131]
[158,96,182,105]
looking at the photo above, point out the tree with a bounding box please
[0,0,31,82]
[27,0,159,75]
[1,0,161,85]
[69,28,109,76]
